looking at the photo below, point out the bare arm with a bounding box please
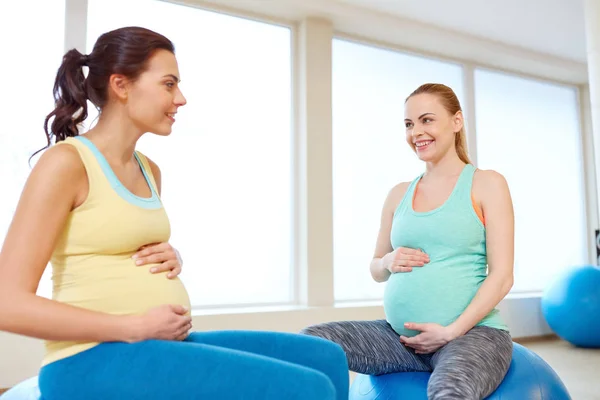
[370,182,410,282]
[0,145,141,342]
[447,169,515,337]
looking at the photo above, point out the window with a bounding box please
[474,69,587,292]
[87,0,293,307]
[0,0,66,299]
[332,39,465,301]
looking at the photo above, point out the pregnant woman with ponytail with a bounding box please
[302,83,516,400]
[0,26,348,400]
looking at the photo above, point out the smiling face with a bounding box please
[122,49,187,136]
[404,93,463,163]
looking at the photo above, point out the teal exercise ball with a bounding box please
[541,264,600,348]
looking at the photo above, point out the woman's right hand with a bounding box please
[129,304,192,342]
[383,247,430,273]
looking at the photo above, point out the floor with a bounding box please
[523,338,600,400]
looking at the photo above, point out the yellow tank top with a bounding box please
[42,136,192,366]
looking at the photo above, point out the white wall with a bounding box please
[0,0,590,389]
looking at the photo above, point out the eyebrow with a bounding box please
[404,112,436,122]
[162,74,181,82]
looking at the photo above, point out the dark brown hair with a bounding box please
[406,83,471,164]
[37,26,174,156]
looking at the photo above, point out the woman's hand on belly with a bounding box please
[129,304,192,343]
[132,242,183,279]
[383,247,430,273]
[399,322,457,354]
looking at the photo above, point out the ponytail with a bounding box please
[32,27,175,161]
[40,49,89,152]
[455,127,471,164]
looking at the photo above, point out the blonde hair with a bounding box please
[406,83,471,164]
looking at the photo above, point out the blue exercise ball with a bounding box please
[349,343,571,400]
[0,376,40,400]
[541,264,600,348]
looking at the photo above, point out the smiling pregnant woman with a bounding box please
[302,83,515,400]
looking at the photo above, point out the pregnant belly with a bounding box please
[54,261,192,316]
[383,266,480,337]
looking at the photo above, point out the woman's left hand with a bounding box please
[133,242,183,279]
[400,322,457,354]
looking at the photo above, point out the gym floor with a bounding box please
[524,338,600,400]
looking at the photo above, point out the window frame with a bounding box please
[10,0,597,326]
[1,2,596,388]
[64,0,598,310]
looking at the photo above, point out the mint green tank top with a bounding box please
[383,163,508,337]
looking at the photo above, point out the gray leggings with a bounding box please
[301,320,512,400]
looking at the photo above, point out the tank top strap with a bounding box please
[53,137,112,199]
[54,136,161,209]
[406,172,424,198]
[394,172,424,217]
[451,163,477,204]
[134,151,160,196]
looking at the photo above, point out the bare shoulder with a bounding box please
[383,181,412,213]
[389,181,411,197]
[31,143,87,206]
[0,143,86,294]
[144,155,161,177]
[35,143,86,182]
[143,155,162,194]
[473,169,510,192]
[473,168,512,207]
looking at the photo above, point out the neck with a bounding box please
[83,106,144,165]
[423,150,466,179]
